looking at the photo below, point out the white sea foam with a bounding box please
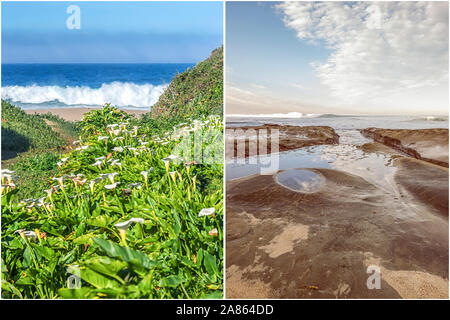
[1,82,167,109]
[226,112,321,118]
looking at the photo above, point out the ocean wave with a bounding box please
[227,112,321,118]
[421,116,448,121]
[1,82,167,109]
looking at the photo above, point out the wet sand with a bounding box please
[226,126,449,299]
[25,108,149,122]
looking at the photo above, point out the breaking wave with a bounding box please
[226,112,321,118]
[1,82,167,109]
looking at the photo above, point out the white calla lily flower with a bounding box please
[198,208,216,217]
[104,182,120,190]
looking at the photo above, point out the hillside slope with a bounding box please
[150,46,223,119]
[1,100,66,160]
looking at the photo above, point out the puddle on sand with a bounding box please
[275,169,324,193]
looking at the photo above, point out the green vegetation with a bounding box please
[1,100,81,199]
[7,153,60,200]
[1,47,223,299]
[37,112,81,141]
[2,105,223,299]
[1,100,66,159]
[141,46,223,131]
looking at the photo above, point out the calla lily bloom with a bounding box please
[111,160,122,169]
[162,159,171,171]
[98,136,109,142]
[92,160,103,169]
[140,168,154,182]
[169,171,177,182]
[198,208,216,217]
[75,145,89,151]
[2,173,18,184]
[104,182,120,190]
[44,188,55,199]
[114,217,144,230]
[89,177,104,193]
[1,183,16,193]
[113,146,124,152]
[72,177,87,186]
[106,172,118,183]
[14,229,37,240]
[114,217,145,244]
[52,176,65,186]
[128,182,143,189]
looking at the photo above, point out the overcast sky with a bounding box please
[226,1,449,115]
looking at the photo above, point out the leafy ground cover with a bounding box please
[1,105,223,299]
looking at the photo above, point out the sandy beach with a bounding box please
[24,108,149,122]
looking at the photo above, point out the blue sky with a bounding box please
[227,2,448,115]
[2,1,223,63]
[226,2,330,100]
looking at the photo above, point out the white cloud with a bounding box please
[249,83,266,89]
[226,83,333,115]
[276,2,449,107]
[292,83,307,90]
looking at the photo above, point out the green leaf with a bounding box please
[75,222,86,237]
[15,276,34,286]
[32,245,55,261]
[22,246,33,268]
[83,256,127,283]
[8,238,24,250]
[80,268,120,289]
[73,233,96,245]
[58,287,95,299]
[86,215,113,228]
[172,210,181,235]
[159,275,184,288]
[203,291,223,299]
[93,238,157,270]
[196,248,204,266]
[203,251,218,276]
[1,280,24,298]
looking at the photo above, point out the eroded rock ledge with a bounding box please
[226,124,339,158]
[360,128,449,167]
